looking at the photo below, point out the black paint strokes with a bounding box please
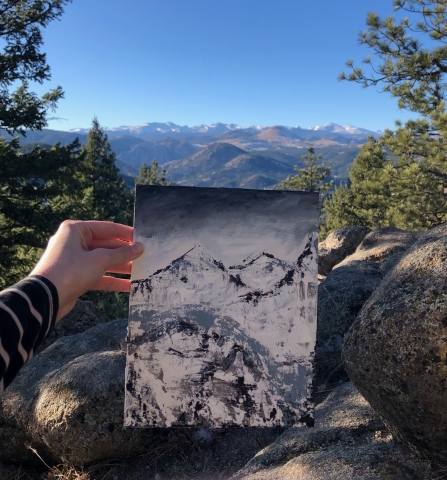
[127,229,318,427]
[297,237,314,269]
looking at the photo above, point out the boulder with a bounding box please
[316,261,382,384]
[0,319,167,466]
[318,226,370,276]
[343,223,447,463]
[316,227,422,385]
[0,318,284,471]
[230,382,429,480]
[336,226,422,266]
[37,299,108,353]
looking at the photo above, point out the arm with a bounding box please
[0,275,58,393]
[0,220,144,393]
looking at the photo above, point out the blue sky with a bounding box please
[37,0,417,132]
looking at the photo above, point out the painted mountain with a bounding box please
[124,185,319,429]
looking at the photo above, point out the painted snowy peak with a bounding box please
[130,238,318,360]
[126,236,318,428]
[130,240,316,308]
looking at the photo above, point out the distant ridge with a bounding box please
[5,121,373,189]
[163,142,296,189]
[68,121,379,140]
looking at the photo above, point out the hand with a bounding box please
[31,220,144,322]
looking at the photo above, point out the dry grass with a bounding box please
[1,444,121,480]
[2,465,90,480]
[2,462,122,480]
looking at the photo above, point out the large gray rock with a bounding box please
[336,226,422,266]
[316,261,383,389]
[316,227,422,386]
[0,319,167,466]
[343,223,447,463]
[318,226,371,276]
[37,299,108,353]
[0,319,284,472]
[230,382,429,480]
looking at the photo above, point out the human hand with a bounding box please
[31,220,144,322]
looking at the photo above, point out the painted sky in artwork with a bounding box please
[132,185,319,278]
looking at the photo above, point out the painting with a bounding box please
[124,185,319,428]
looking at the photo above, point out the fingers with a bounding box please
[91,276,131,292]
[107,262,132,275]
[88,238,132,250]
[81,221,135,242]
[105,242,144,270]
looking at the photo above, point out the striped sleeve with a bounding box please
[0,275,58,394]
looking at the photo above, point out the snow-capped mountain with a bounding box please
[69,122,252,136]
[126,239,317,428]
[307,123,377,135]
[69,121,378,139]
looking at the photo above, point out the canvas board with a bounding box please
[124,185,319,428]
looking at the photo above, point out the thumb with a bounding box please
[105,242,145,269]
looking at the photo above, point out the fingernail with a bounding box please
[132,242,145,254]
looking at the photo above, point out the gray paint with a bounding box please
[125,186,319,428]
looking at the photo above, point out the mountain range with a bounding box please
[7,121,376,188]
[70,121,378,142]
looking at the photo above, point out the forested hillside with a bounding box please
[12,126,361,188]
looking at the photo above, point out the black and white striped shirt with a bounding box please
[0,275,58,394]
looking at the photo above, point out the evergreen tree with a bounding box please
[135,160,171,186]
[80,117,133,225]
[321,139,393,238]
[0,0,71,135]
[320,184,356,238]
[0,0,83,287]
[339,0,447,118]
[324,0,447,237]
[344,138,394,227]
[75,118,134,319]
[277,147,332,192]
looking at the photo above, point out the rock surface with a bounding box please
[316,226,422,385]
[343,223,447,463]
[0,319,283,471]
[0,224,438,478]
[4,382,428,479]
[317,261,382,370]
[336,226,421,266]
[230,382,429,480]
[318,226,370,276]
[37,299,108,353]
[0,319,167,465]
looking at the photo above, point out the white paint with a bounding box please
[125,188,318,428]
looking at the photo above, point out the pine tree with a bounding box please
[346,138,394,227]
[74,118,134,319]
[0,0,83,287]
[277,147,332,192]
[324,0,447,237]
[320,184,356,238]
[322,139,393,238]
[339,0,447,118]
[80,117,133,225]
[0,0,71,135]
[135,160,171,186]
